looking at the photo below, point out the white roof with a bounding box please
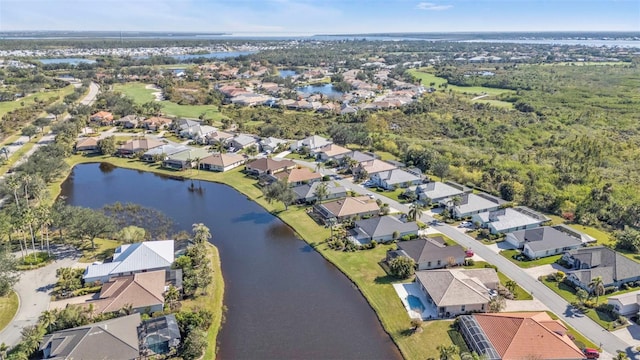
[476,207,547,232]
[295,135,331,150]
[608,290,640,306]
[84,240,174,280]
[374,169,421,185]
[417,182,467,200]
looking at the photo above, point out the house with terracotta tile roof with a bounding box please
[414,268,499,318]
[142,116,172,131]
[82,270,166,315]
[199,152,245,172]
[314,196,380,223]
[90,111,114,125]
[75,137,99,153]
[271,167,322,186]
[357,159,397,175]
[458,312,586,360]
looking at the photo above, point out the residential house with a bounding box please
[357,159,397,175]
[317,103,338,113]
[141,144,189,162]
[199,152,245,172]
[271,167,322,186]
[552,224,597,244]
[259,137,287,153]
[290,135,332,151]
[562,246,640,290]
[138,314,181,357]
[82,271,166,315]
[293,181,347,203]
[335,150,376,166]
[371,168,422,190]
[443,193,505,219]
[206,130,235,145]
[505,226,583,259]
[316,143,352,161]
[351,215,419,243]
[416,181,472,204]
[245,158,296,176]
[608,290,640,316]
[115,114,143,129]
[75,137,99,153]
[161,147,210,170]
[472,206,550,234]
[143,116,172,131]
[176,119,216,142]
[83,240,175,284]
[458,312,586,360]
[90,111,114,125]
[414,268,499,318]
[117,138,165,157]
[314,196,380,223]
[39,314,141,360]
[229,134,258,151]
[230,93,271,106]
[389,237,467,270]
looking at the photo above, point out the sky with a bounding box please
[0,0,639,34]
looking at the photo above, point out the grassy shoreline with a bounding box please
[0,291,19,333]
[52,155,460,359]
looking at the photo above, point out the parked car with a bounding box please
[583,349,600,359]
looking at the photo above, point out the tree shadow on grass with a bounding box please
[374,274,398,285]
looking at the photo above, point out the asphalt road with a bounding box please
[294,159,634,357]
[80,82,99,106]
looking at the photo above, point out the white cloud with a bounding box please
[416,2,453,11]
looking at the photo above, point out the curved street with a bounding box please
[294,158,635,358]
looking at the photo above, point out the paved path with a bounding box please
[0,246,80,347]
[293,159,634,357]
[80,82,100,106]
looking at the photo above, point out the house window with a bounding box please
[437,260,441,266]
[427,261,432,267]
[461,305,466,312]
[481,304,485,310]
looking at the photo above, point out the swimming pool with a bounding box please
[407,295,426,313]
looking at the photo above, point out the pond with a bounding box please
[295,84,343,99]
[59,163,401,360]
[278,69,297,78]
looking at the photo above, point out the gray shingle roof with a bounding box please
[354,216,419,238]
[397,237,467,264]
[512,226,582,252]
[566,246,640,286]
[374,169,421,185]
[293,181,347,201]
[416,181,469,201]
[415,269,498,307]
[40,314,141,360]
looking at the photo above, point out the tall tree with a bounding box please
[97,136,117,156]
[313,182,329,204]
[0,248,19,296]
[407,202,424,222]
[262,179,296,210]
[432,158,450,181]
[70,208,116,249]
[192,223,211,244]
[589,276,605,304]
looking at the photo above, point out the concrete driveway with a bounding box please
[0,246,80,347]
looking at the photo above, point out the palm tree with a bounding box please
[315,161,325,175]
[21,325,44,353]
[407,202,424,222]
[589,276,606,304]
[0,147,8,160]
[0,342,8,360]
[613,351,629,360]
[437,344,459,360]
[576,288,589,305]
[449,195,462,218]
[505,280,517,294]
[313,182,329,204]
[164,285,180,311]
[192,223,211,244]
[119,303,134,316]
[39,310,57,333]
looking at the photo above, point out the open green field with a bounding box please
[408,69,514,97]
[0,85,75,119]
[78,238,121,262]
[54,154,461,359]
[0,291,19,332]
[0,136,39,176]
[113,82,225,121]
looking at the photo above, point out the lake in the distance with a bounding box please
[278,69,298,78]
[38,58,96,65]
[296,84,343,98]
[38,51,256,65]
[59,163,402,360]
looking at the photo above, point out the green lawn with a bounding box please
[407,69,514,97]
[78,238,121,262]
[0,136,39,176]
[0,291,19,332]
[285,152,314,161]
[52,155,459,359]
[113,82,225,121]
[542,278,634,330]
[181,243,224,359]
[499,249,562,268]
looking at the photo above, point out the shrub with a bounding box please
[388,256,416,279]
[483,264,498,271]
[400,235,411,241]
[604,286,617,294]
[466,259,475,266]
[369,240,377,249]
[322,175,331,181]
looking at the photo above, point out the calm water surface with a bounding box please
[296,84,343,99]
[60,163,401,360]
